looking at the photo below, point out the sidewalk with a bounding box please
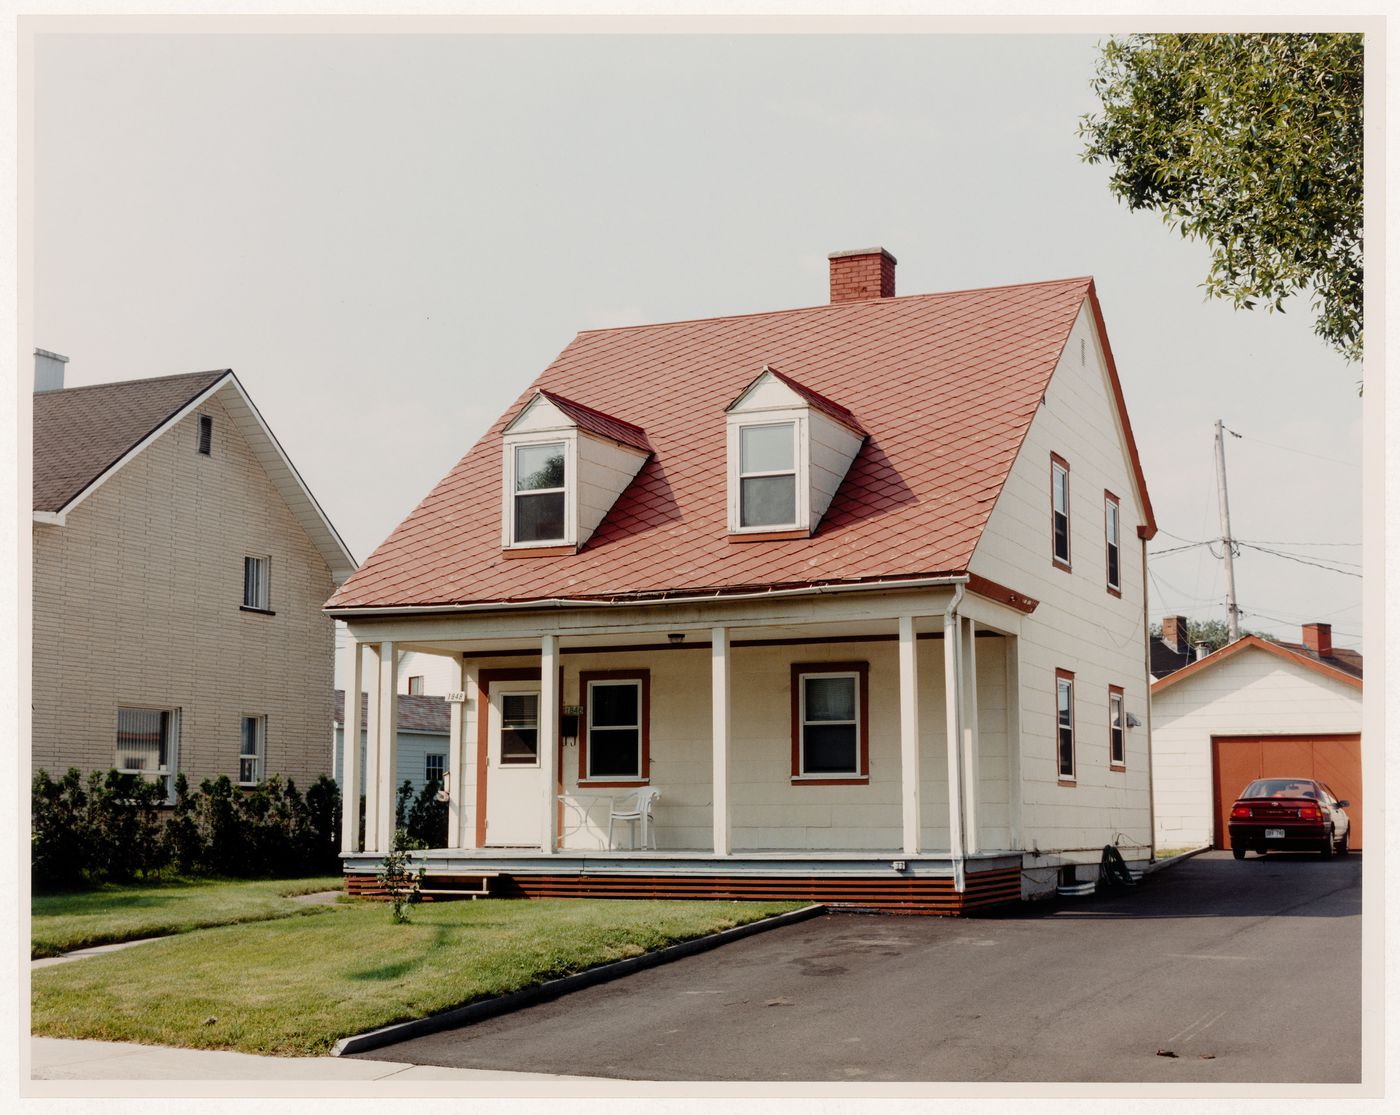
[30,1037,594,1082]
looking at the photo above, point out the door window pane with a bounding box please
[501,693,540,764]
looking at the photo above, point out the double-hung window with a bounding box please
[739,422,798,528]
[1108,686,1126,769]
[1055,669,1076,782]
[1105,492,1121,596]
[580,672,649,782]
[1051,454,1071,569]
[792,664,868,782]
[406,675,425,696]
[512,442,567,543]
[243,555,271,611]
[116,706,179,799]
[239,715,266,785]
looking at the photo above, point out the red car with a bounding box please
[1228,777,1352,859]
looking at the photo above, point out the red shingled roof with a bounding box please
[534,390,652,453]
[329,276,1151,611]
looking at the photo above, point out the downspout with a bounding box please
[1142,535,1156,860]
[943,583,967,893]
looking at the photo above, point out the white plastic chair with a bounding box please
[608,788,661,850]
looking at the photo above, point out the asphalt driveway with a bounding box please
[355,851,1361,1082]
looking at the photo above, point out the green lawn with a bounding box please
[31,876,344,958]
[31,898,802,1055]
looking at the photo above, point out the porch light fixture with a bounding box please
[668,632,685,643]
[1126,711,1142,729]
[561,705,583,747]
[434,776,450,804]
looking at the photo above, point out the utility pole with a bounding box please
[1214,419,1241,643]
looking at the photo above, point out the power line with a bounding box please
[1235,538,1361,548]
[1243,609,1361,642]
[1236,542,1363,578]
[1148,540,1213,558]
[1223,426,1360,469]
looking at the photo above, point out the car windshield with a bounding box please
[1240,778,1319,799]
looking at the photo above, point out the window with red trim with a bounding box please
[1056,669,1076,782]
[1109,685,1126,769]
[579,670,650,784]
[1105,491,1122,596]
[1051,454,1071,570]
[791,662,869,783]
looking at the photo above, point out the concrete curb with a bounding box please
[331,903,826,1057]
[1144,845,1211,875]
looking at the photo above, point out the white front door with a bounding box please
[485,682,544,847]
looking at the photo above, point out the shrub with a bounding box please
[31,769,90,889]
[405,779,448,850]
[163,773,204,874]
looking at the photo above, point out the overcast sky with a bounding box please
[31,31,1364,649]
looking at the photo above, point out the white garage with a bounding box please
[1151,624,1363,852]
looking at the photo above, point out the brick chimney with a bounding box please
[1301,622,1333,658]
[829,247,896,303]
[34,348,68,393]
[1161,615,1189,655]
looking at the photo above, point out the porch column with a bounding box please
[340,640,363,853]
[362,644,382,854]
[540,635,559,853]
[898,615,921,855]
[374,641,399,853]
[445,656,468,850]
[711,626,731,855]
[961,618,981,854]
[944,615,966,865]
[1006,634,1023,850]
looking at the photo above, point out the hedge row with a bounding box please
[31,768,451,889]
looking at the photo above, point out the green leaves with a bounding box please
[1081,33,1362,363]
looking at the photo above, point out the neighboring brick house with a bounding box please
[329,248,1158,912]
[31,351,356,796]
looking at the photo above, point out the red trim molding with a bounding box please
[502,544,577,559]
[727,528,811,543]
[1050,452,1071,572]
[474,668,542,848]
[577,669,651,787]
[790,661,870,785]
[965,572,1039,614]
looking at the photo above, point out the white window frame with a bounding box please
[727,415,808,533]
[115,706,180,801]
[407,675,425,696]
[584,678,645,782]
[1051,456,1071,569]
[243,554,271,610]
[425,752,447,786]
[1056,672,1076,783]
[239,715,266,786]
[796,670,862,779]
[501,434,576,549]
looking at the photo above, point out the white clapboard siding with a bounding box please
[967,299,1152,857]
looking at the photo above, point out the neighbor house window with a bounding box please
[1056,669,1076,782]
[239,716,266,785]
[116,706,179,799]
[512,442,567,543]
[1108,686,1125,770]
[791,663,869,782]
[739,422,798,528]
[580,671,649,783]
[197,414,213,456]
[1105,491,1121,596]
[425,753,446,786]
[1051,454,1071,569]
[407,675,425,696]
[243,555,270,610]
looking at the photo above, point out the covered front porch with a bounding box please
[338,581,1034,909]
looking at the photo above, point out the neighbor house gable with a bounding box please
[1152,635,1363,696]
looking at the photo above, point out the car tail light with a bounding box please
[1231,805,1251,819]
[1297,803,1322,821]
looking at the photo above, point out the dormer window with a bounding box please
[739,422,798,528]
[512,442,567,543]
[725,366,865,538]
[501,390,650,553]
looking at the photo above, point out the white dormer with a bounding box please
[724,366,866,537]
[501,390,651,551]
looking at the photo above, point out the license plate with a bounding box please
[1265,828,1285,839]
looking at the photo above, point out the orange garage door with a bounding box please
[1212,734,1362,850]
